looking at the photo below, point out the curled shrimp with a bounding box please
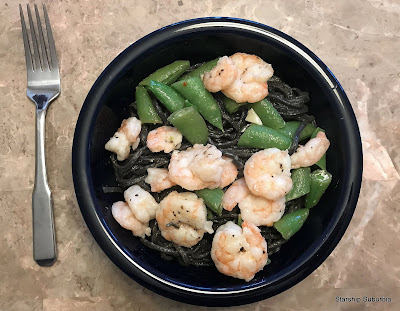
[203,52,274,103]
[156,191,214,247]
[239,195,285,227]
[145,168,176,192]
[244,148,292,201]
[202,56,238,92]
[222,178,250,211]
[105,117,141,161]
[124,185,159,223]
[168,144,237,191]
[291,131,330,169]
[211,221,268,282]
[111,201,151,238]
[147,126,183,153]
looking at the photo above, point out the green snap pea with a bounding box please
[207,208,213,220]
[237,214,243,227]
[167,107,208,145]
[237,124,292,150]
[178,58,219,81]
[195,188,224,216]
[139,60,190,86]
[278,121,316,141]
[305,169,332,208]
[183,99,194,108]
[285,167,311,202]
[222,95,247,114]
[251,99,285,129]
[172,77,224,130]
[146,80,185,113]
[135,86,162,124]
[273,208,309,240]
[311,127,327,169]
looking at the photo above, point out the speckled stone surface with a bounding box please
[1,0,399,310]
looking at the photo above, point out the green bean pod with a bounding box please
[305,169,332,208]
[135,86,162,124]
[273,208,309,240]
[278,121,316,141]
[251,99,285,129]
[167,107,208,145]
[237,124,292,150]
[146,80,185,113]
[311,127,327,169]
[171,77,224,130]
[195,188,224,216]
[178,58,219,81]
[139,60,190,86]
[285,167,311,202]
[222,95,247,114]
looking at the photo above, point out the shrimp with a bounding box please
[211,221,268,282]
[111,201,151,238]
[222,178,250,211]
[291,131,330,169]
[244,148,292,201]
[124,185,158,223]
[239,195,285,227]
[220,157,238,188]
[202,56,238,92]
[105,117,142,161]
[147,126,183,153]
[144,168,176,192]
[202,52,274,103]
[156,191,214,247]
[168,144,237,190]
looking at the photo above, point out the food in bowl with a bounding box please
[103,52,332,282]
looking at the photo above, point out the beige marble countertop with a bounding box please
[1,0,399,310]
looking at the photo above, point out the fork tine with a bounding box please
[34,4,49,71]
[27,4,41,71]
[19,4,33,72]
[42,4,58,71]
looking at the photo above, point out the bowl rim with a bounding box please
[72,17,363,306]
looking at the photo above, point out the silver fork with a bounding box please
[19,4,60,266]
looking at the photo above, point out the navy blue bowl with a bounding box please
[72,18,362,306]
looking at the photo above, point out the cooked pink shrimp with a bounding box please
[111,201,151,238]
[239,195,285,227]
[156,191,214,247]
[244,148,292,201]
[220,157,238,188]
[202,56,238,92]
[147,126,183,153]
[291,131,330,169]
[211,221,268,282]
[124,185,158,223]
[168,144,237,190]
[105,117,141,161]
[203,52,274,103]
[144,168,176,192]
[222,178,250,211]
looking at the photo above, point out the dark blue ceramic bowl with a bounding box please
[72,18,362,306]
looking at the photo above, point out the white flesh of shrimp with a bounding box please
[105,117,142,161]
[111,201,151,238]
[156,191,214,247]
[211,221,268,282]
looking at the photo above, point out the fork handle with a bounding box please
[32,107,57,266]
